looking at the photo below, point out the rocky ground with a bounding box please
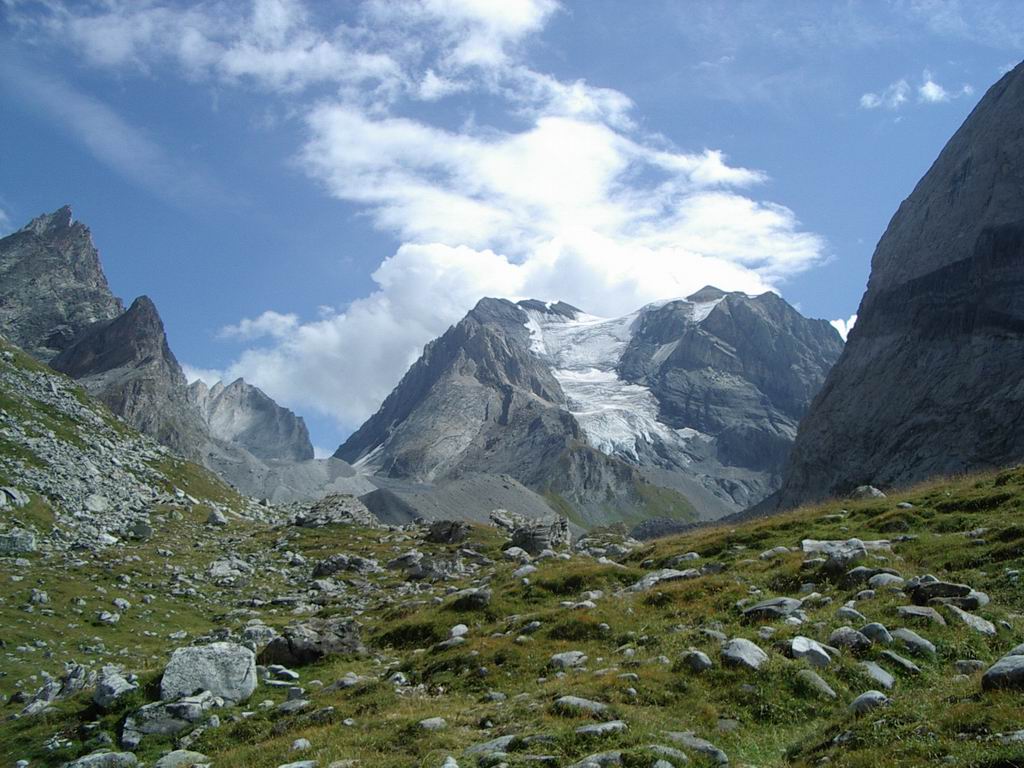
[1,336,1024,767]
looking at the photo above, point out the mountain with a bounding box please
[0,207,317,474]
[0,206,123,361]
[189,378,314,462]
[49,295,210,460]
[337,289,842,524]
[766,60,1024,512]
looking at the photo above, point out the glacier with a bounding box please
[523,298,723,462]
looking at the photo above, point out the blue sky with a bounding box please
[1,1,1021,456]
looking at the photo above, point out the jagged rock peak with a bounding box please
[188,376,314,462]
[0,205,124,361]
[22,205,76,236]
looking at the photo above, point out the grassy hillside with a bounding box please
[2,463,1023,766]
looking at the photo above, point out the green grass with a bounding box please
[2,466,1024,766]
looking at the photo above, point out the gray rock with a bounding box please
[851,486,886,500]
[64,753,138,768]
[153,751,210,768]
[627,568,700,592]
[897,605,946,626]
[879,650,920,674]
[425,519,472,545]
[982,653,1024,691]
[511,516,571,554]
[791,636,831,668]
[943,605,996,636]
[742,596,802,621]
[682,650,713,673]
[258,617,365,667]
[860,623,893,645]
[849,690,889,715]
[721,638,768,671]
[796,669,836,699]
[910,581,972,605]
[0,528,37,555]
[859,661,895,690]
[160,643,256,703]
[94,668,139,710]
[664,731,728,764]
[549,651,588,669]
[828,627,872,654]
[892,628,936,658]
[576,721,627,736]
[554,696,608,715]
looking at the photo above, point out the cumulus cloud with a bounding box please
[830,314,857,341]
[13,0,831,434]
[219,310,300,340]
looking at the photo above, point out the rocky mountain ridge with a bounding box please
[338,290,843,525]
[766,59,1024,511]
[0,207,317,485]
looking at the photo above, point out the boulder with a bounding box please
[64,754,138,768]
[160,643,256,703]
[849,690,889,715]
[425,520,472,545]
[791,636,831,668]
[982,653,1024,691]
[721,638,768,671]
[259,618,365,667]
[510,516,571,555]
[742,596,802,621]
[94,667,139,711]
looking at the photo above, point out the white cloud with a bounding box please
[181,363,226,386]
[859,79,910,110]
[13,0,831,435]
[861,70,974,110]
[0,61,228,210]
[219,310,300,340]
[830,314,857,341]
[0,207,11,235]
[918,72,950,103]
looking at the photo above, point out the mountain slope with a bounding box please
[338,290,842,523]
[767,60,1024,511]
[189,378,314,462]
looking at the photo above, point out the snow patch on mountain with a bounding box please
[523,300,717,461]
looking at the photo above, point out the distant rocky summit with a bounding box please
[189,378,314,462]
[338,289,841,523]
[766,60,1024,511]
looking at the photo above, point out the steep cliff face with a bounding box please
[769,61,1024,510]
[50,296,209,460]
[189,378,314,462]
[338,290,842,523]
[0,206,123,361]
